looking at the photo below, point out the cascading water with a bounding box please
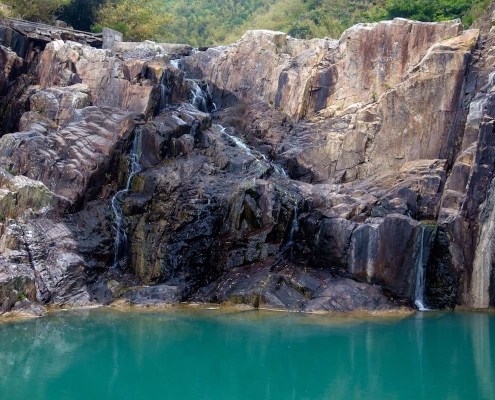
[414,226,428,311]
[111,130,142,268]
[169,58,181,69]
[159,73,170,111]
[213,124,288,176]
[271,163,288,178]
[286,204,299,259]
[188,80,209,112]
[157,58,185,112]
[187,80,218,112]
[206,83,218,111]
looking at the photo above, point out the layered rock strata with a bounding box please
[1,14,495,316]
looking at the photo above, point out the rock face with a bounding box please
[1,13,495,316]
[185,20,463,120]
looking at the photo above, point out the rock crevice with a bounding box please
[1,15,495,315]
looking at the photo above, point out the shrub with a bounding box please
[2,0,73,24]
[93,0,173,41]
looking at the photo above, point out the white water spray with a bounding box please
[159,73,169,111]
[169,58,181,69]
[188,80,209,112]
[213,124,288,176]
[414,226,428,311]
[111,130,142,268]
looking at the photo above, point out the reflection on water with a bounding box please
[472,312,494,400]
[0,309,494,400]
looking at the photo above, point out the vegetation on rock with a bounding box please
[97,0,489,45]
[0,0,490,46]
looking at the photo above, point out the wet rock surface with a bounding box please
[1,15,495,316]
[193,258,395,312]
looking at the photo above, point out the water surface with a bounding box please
[0,308,494,400]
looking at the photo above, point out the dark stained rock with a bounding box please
[304,279,395,312]
[0,45,33,134]
[425,226,460,309]
[312,218,357,272]
[3,17,495,316]
[193,259,395,312]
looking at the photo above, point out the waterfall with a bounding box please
[286,205,299,259]
[272,163,288,177]
[158,73,170,111]
[366,225,379,281]
[213,124,288,176]
[187,80,218,112]
[414,226,428,311]
[188,80,210,112]
[206,83,218,111]
[169,58,181,69]
[470,180,495,308]
[111,130,142,268]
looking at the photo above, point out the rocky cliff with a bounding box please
[1,11,495,317]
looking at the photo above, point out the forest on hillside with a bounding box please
[0,0,490,46]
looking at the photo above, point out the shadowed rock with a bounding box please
[2,15,495,316]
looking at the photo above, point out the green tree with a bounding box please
[368,0,490,26]
[94,0,173,41]
[59,0,107,31]
[2,0,73,23]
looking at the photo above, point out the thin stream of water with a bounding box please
[111,130,142,268]
[213,124,287,176]
[159,73,169,111]
[415,226,428,311]
[185,79,218,112]
[286,204,299,259]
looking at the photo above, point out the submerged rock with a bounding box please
[127,284,180,306]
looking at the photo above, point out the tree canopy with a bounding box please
[92,0,173,41]
[0,0,490,45]
[1,0,72,23]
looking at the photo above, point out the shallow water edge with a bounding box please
[5,299,495,326]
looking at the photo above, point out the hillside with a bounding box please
[90,0,490,45]
[161,0,373,46]
[2,0,488,46]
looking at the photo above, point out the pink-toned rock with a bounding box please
[38,41,157,116]
[0,107,143,204]
[185,19,463,120]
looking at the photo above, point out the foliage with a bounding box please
[163,0,281,46]
[1,0,72,23]
[156,0,489,46]
[1,0,490,46]
[93,0,173,41]
[0,3,13,18]
[223,0,372,42]
[59,0,107,31]
[368,0,491,26]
